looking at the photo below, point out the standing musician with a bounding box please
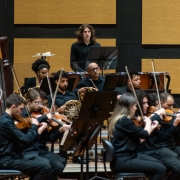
[25,59,50,93]
[22,88,70,180]
[73,62,105,95]
[70,24,100,72]
[114,69,141,99]
[138,92,180,180]
[108,93,167,180]
[48,70,78,114]
[0,93,52,180]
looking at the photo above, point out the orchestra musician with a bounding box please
[22,88,70,180]
[108,93,167,180]
[139,92,180,180]
[70,24,100,72]
[73,62,105,95]
[24,59,50,93]
[47,70,85,164]
[114,70,141,99]
[0,93,52,180]
[48,70,78,114]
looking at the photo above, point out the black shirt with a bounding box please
[139,117,179,153]
[70,42,100,72]
[25,77,36,93]
[48,90,78,108]
[111,116,149,155]
[0,112,37,157]
[21,108,63,156]
[114,85,132,95]
[73,76,105,94]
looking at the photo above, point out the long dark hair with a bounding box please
[75,24,97,44]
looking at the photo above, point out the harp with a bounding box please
[0,37,13,115]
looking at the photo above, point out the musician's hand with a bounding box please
[117,95,122,100]
[58,105,66,113]
[46,113,52,120]
[155,108,166,116]
[151,120,159,129]
[38,122,48,134]
[143,116,151,124]
[31,118,39,126]
[173,114,180,127]
[78,87,89,93]
[59,124,71,133]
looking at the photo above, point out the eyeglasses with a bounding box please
[33,101,43,105]
[90,67,99,72]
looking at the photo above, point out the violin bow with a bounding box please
[50,68,64,113]
[125,66,144,118]
[46,73,53,102]
[11,66,31,118]
[151,60,162,109]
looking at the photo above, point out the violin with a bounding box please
[14,115,32,129]
[31,106,71,128]
[132,116,145,127]
[163,109,176,122]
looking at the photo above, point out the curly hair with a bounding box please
[53,70,69,81]
[135,89,149,116]
[32,59,50,75]
[75,24,97,44]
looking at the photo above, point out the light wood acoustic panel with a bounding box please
[14,0,116,24]
[142,59,180,94]
[14,38,116,89]
[142,0,180,44]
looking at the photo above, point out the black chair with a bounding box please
[0,169,26,180]
[101,138,148,180]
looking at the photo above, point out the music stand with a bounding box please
[87,46,118,76]
[40,77,76,95]
[60,91,113,180]
[103,73,127,91]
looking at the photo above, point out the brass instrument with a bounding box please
[78,78,98,102]
[64,100,81,121]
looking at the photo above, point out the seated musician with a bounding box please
[48,70,78,113]
[24,59,50,93]
[73,62,105,95]
[21,88,70,179]
[0,93,52,180]
[114,70,141,99]
[139,92,180,180]
[108,93,167,179]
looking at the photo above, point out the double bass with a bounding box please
[0,37,13,115]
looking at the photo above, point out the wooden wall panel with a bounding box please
[142,59,180,94]
[14,38,116,89]
[14,0,116,24]
[142,0,180,44]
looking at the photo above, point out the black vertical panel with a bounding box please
[116,0,142,72]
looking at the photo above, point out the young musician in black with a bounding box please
[114,70,141,99]
[48,70,78,113]
[22,88,70,180]
[25,59,50,93]
[0,93,52,180]
[109,93,167,180]
[139,92,180,180]
[70,24,100,72]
